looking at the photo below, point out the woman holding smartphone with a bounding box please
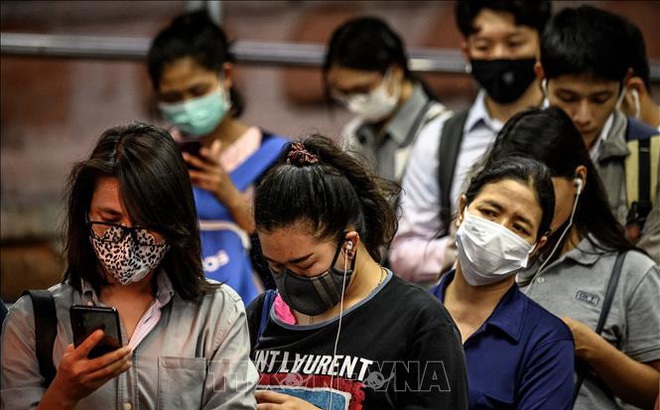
[148,11,288,303]
[1,123,258,409]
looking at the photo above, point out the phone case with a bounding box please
[70,305,123,359]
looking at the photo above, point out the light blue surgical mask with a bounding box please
[158,85,231,136]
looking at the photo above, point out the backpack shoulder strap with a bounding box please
[438,110,469,231]
[22,290,58,388]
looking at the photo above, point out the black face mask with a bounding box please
[470,58,537,104]
[270,240,356,316]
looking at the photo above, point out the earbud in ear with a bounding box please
[345,241,353,251]
[575,177,583,195]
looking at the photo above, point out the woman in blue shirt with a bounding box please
[431,157,575,409]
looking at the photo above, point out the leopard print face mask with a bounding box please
[90,231,169,285]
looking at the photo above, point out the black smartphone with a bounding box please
[178,139,202,158]
[70,305,123,359]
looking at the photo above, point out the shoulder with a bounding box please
[342,116,364,133]
[625,117,660,141]
[259,130,289,149]
[381,276,455,327]
[9,282,75,317]
[187,282,248,328]
[522,293,573,342]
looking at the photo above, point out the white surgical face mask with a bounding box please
[345,70,400,123]
[456,212,535,286]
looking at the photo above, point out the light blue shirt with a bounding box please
[1,272,258,409]
[390,91,502,282]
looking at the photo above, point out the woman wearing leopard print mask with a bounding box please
[1,123,258,409]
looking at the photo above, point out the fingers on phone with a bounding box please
[75,329,105,358]
[88,346,131,374]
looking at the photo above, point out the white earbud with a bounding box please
[575,177,583,195]
[345,241,353,251]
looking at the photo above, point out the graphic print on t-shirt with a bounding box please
[254,349,451,409]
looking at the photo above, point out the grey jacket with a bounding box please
[595,111,660,263]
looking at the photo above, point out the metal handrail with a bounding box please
[0,32,469,74]
[2,32,659,79]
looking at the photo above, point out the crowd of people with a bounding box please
[1,1,659,409]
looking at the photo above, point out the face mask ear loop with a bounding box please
[328,244,350,410]
[523,187,581,295]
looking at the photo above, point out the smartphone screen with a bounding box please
[70,305,123,359]
[178,140,202,157]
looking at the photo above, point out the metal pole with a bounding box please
[2,32,659,80]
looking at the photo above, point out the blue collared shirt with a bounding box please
[431,271,575,409]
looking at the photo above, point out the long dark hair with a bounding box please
[147,10,244,116]
[484,107,636,254]
[254,135,400,261]
[64,122,218,300]
[322,16,436,101]
[465,157,555,241]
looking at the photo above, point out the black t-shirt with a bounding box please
[247,274,468,409]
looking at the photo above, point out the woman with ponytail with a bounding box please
[247,135,467,409]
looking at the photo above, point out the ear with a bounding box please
[456,195,468,228]
[626,76,646,97]
[530,234,548,257]
[343,231,360,258]
[460,41,470,64]
[534,61,545,80]
[575,165,587,190]
[222,62,234,88]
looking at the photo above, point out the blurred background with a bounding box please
[1,0,658,302]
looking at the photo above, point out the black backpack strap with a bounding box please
[22,290,58,388]
[638,137,651,204]
[438,110,469,233]
[572,252,626,404]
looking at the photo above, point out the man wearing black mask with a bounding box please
[390,0,551,284]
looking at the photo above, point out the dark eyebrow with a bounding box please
[482,200,534,229]
[96,207,123,217]
[263,253,313,265]
[482,200,503,211]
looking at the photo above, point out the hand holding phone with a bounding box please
[70,305,123,359]
[178,140,204,170]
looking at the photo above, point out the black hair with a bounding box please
[254,135,400,262]
[624,18,652,95]
[322,16,437,101]
[324,16,411,79]
[465,156,555,241]
[147,10,244,117]
[540,5,630,83]
[64,122,218,301]
[484,107,637,254]
[455,0,551,37]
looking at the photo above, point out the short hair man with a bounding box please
[390,0,551,282]
[537,5,659,262]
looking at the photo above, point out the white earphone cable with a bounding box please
[328,244,350,410]
[524,185,581,295]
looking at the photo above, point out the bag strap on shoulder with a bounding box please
[22,289,58,388]
[257,289,277,344]
[572,252,626,404]
[438,110,469,232]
